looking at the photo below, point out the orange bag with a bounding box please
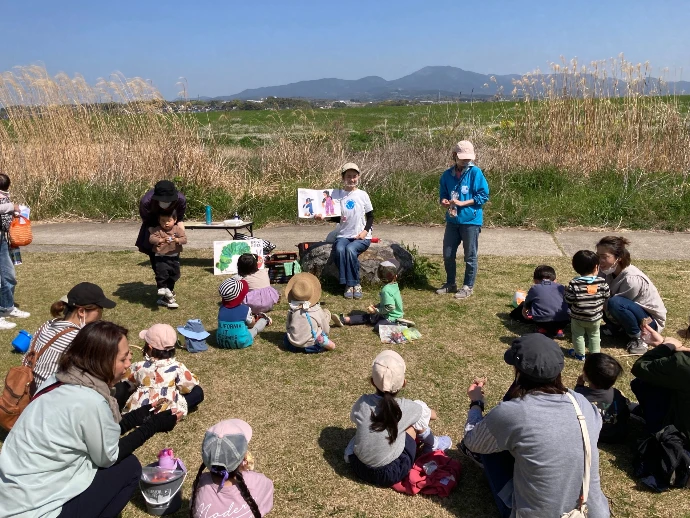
[9,215,32,247]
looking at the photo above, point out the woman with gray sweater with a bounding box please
[460,334,610,518]
[596,236,667,355]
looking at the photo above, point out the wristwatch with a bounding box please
[469,400,485,412]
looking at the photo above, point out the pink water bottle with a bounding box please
[157,448,177,469]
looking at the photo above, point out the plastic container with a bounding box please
[205,205,212,225]
[11,330,32,353]
[140,463,187,516]
[10,247,21,265]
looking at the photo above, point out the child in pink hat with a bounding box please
[190,419,273,518]
[123,323,203,418]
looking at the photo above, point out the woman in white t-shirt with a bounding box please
[316,162,374,299]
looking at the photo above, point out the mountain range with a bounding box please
[203,66,690,101]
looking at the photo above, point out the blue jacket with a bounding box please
[439,164,489,226]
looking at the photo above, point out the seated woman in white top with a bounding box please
[0,320,178,518]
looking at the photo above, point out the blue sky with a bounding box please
[1,0,687,99]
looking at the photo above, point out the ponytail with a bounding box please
[369,391,402,444]
[189,463,205,518]
[232,469,262,518]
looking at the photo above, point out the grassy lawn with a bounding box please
[1,251,689,517]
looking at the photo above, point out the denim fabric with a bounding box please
[0,237,17,310]
[333,238,370,287]
[481,451,515,518]
[282,333,329,354]
[606,296,657,337]
[442,223,481,288]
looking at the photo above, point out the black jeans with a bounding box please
[630,378,671,434]
[346,313,395,333]
[58,454,141,517]
[153,255,180,291]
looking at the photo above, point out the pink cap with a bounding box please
[206,418,253,442]
[453,140,475,160]
[139,323,177,350]
[371,350,406,393]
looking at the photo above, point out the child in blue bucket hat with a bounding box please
[178,319,210,353]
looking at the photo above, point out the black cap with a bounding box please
[504,333,564,382]
[151,180,178,202]
[66,282,117,309]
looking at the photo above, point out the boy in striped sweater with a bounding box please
[564,250,610,360]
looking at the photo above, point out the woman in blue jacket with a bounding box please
[436,141,489,299]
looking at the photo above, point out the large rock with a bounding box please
[300,240,414,284]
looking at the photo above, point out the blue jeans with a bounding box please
[442,223,481,288]
[0,237,16,310]
[605,296,657,337]
[333,238,370,287]
[481,451,514,518]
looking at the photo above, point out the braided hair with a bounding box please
[189,463,262,518]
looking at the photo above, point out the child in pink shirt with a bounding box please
[191,419,273,518]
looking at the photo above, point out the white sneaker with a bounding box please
[0,317,17,330]
[157,288,167,297]
[5,307,30,319]
[164,288,174,299]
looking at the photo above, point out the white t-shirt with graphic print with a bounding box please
[334,189,373,239]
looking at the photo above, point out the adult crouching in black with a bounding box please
[135,180,187,273]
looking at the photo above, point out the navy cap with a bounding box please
[504,333,564,382]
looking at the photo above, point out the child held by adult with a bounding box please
[122,324,203,418]
[346,350,451,487]
[148,210,187,309]
[190,419,273,518]
[511,265,569,338]
[340,259,413,332]
[217,278,271,350]
[236,253,280,314]
[284,272,339,353]
[564,250,610,360]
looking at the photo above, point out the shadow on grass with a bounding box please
[180,257,214,274]
[130,488,191,517]
[259,330,287,349]
[113,282,161,311]
[318,426,358,481]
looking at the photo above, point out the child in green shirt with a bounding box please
[340,260,413,331]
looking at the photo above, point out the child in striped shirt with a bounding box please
[564,250,610,360]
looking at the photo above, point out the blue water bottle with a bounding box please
[205,205,212,225]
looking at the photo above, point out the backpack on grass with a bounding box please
[0,325,73,431]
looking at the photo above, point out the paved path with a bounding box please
[23,221,690,259]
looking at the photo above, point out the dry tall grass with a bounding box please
[0,65,230,214]
[1,58,689,219]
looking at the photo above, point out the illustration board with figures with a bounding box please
[297,188,343,218]
[213,239,264,276]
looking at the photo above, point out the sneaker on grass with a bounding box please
[568,349,586,361]
[454,286,473,300]
[344,287,354,299]
[5,307,30,319]
[157,288,167,297]
[353,285,363,300]
[0,317,17,330]
[435,283,457,295]
[330,313,344,327]
[626,337,648,355]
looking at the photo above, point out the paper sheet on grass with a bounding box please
[379,325,422,344]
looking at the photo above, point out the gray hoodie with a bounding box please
[605,265,666,331]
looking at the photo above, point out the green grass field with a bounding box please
[1,251,689,517]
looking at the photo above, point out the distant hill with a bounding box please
[208,66,690,101]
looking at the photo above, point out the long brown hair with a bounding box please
[189,463,261,518]
[507,373,567,400]
[58,321,128,385]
